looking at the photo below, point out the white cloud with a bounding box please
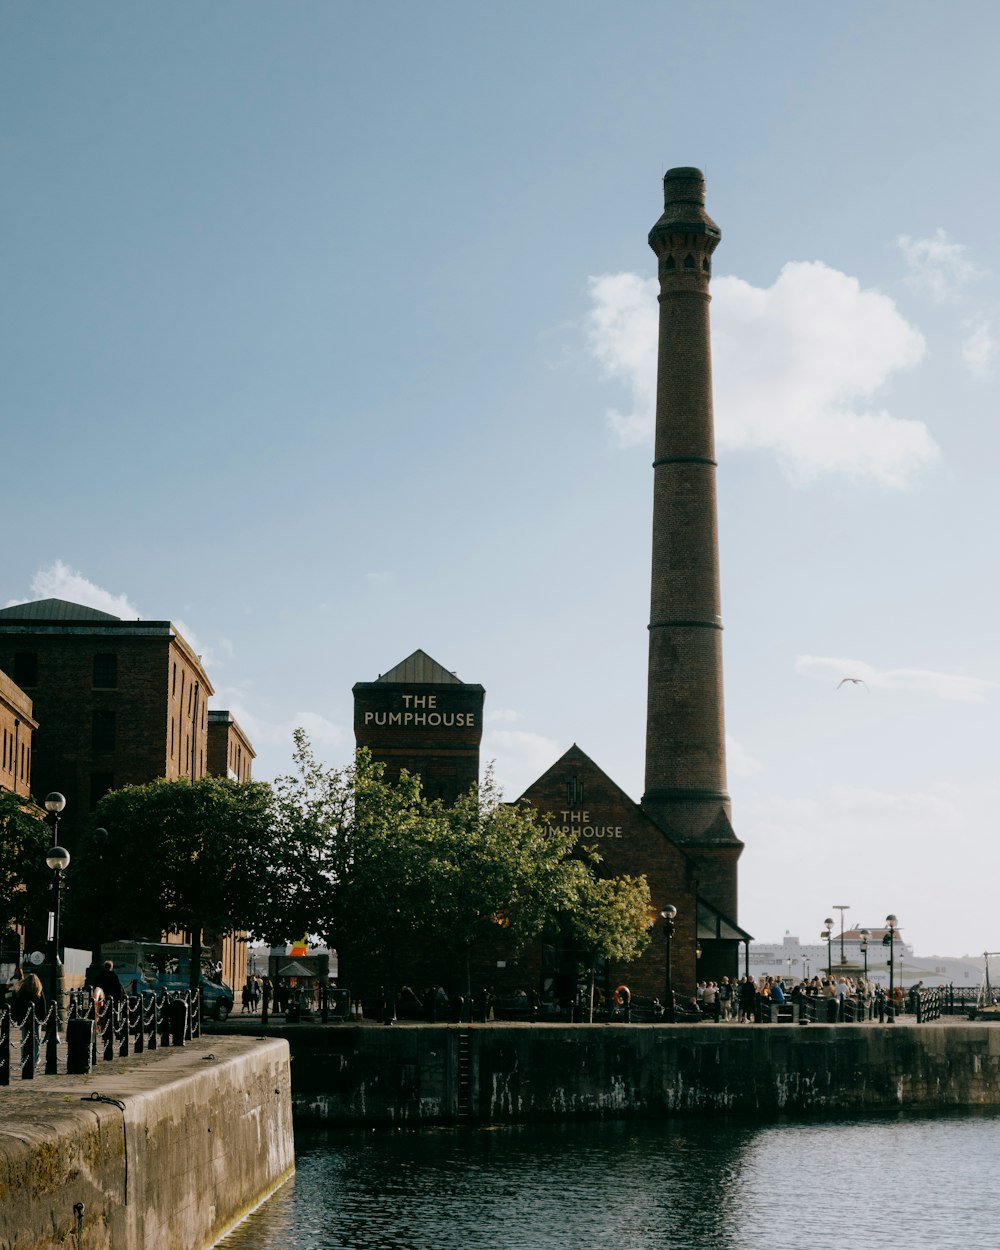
[795,654,998,702]
[897,229,983,303]
[486,708,524,724]
[586,272,658,447]
[173,617,214,669]
[212,696,348,754]
[5,560,141,618]
[961,318,999,380]
[483,728,561,799]
[726,733,762,778]
[587,262,935,488]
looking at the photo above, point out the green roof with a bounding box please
[0,598,123,622]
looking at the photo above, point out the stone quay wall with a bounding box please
[0,1035,293,1250]
[267,1021,1000,1125]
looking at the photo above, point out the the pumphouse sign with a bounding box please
[353,649,484,805]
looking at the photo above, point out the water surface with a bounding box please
[219,1111,996,1249]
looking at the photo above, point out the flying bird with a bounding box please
[837,677,868,690]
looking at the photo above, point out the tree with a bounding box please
[0,791,50,938]
[264,732,430,951]
[412,768,586,999]
[71,776,274,988]
[265,734,654,1009]
[553,871,653,1020]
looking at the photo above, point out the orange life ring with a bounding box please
[613,984,631,1006]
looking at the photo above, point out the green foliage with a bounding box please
[71,775,274,948]
[416,766,582,958]
[556,871,653,965]
[0,791,50,935]
[268,735,653,993]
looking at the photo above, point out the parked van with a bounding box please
[98,940,235,1020]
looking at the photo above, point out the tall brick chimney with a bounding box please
[641,167,742,920]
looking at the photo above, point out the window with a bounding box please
[172,662,177,697]
[93,653,118,688]
[566,775,585,806]
[92,710,117,752]
[13,653,37,687]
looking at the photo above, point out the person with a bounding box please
[94,960,125,1004]
[12,970,45,1067]
[739,975,757,1023]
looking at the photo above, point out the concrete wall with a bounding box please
[273,1021,1000,1125]
[0,1034,293,1250]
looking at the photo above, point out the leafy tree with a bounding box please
[71,776,274,988]
[263,732,430,951]
[553,871,653,1020]
[413,768,586,999]
[264,733,655,1009]
[0,791,50,938]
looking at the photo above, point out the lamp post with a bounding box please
[885,914,898,1023]
[833,905,850,965]
[822,918,834,978]
[859,928,870,980]
[44,792,66,848]
[660,905,677,1022]
[45,846,70,1025]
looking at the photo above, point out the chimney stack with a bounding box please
[641,168,742,919]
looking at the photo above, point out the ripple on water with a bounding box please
[217,1111,1000,1250]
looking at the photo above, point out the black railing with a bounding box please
[0,988,202,1086]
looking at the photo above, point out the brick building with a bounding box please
[208,710,256,783]
[0,597,217,850]
[353,649,484,804]
[348,171,749,1009]
[0,597,255,986]
[0,667,35,799]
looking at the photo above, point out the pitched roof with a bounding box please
[375,649,462,685]
[0,598,123,622]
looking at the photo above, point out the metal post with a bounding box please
[886,914,898,1023]
[833,905,850,965]
[45,847,70,1038]
[661,906,676,1023]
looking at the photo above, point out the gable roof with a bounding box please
[375,649,462,685]
[0,598,123,622]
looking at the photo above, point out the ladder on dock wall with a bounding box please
[456,1030,471,1120]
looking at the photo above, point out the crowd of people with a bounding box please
[687,974,906,1022]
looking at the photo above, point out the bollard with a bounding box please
[168,997,188,1047]
[66,1017,94,1075]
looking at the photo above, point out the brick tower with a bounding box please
[641,168,742,923]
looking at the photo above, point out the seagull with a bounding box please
[837,677,868,690]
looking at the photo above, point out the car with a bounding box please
[153,973,235,1021]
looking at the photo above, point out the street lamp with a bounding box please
[44,792,66,848]
[833,905,850,965]
[885,914,898,1023]
[822,918,834,978]
[859,928,870,980]
[660,905,677,1023]
[45,846,70,1025]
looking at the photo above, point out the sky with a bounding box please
[3,2,1000,958]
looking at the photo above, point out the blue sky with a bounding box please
[4,2,1000,957]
